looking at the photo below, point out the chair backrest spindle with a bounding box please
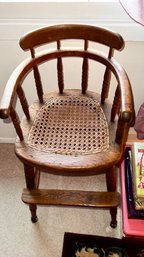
[82,40,89,94]
[101,48,114,104]
[57,41,64,94]
[17,84,30,120]
[10,106,24,141]
[30,49,44,103]
[111,85,121,122]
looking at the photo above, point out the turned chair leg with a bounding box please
[110,208,117,228]
[24,164,38,223]
[29,204,38,223]
[106,166,117,228]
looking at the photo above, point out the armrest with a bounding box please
[0,57,32,119]
[110,57,135,124]
[106,57,135,145]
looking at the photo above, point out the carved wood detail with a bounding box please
[111,85,121,122]
[101,48,114,104]
[31,49,44,103]
[82,40,89,94]
[17,84,30,120]
[57,40,64,94]
[10,106,23,141]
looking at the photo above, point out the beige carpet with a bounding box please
[0,143,122,257]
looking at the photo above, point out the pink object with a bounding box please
[120,1,144,139]
[120,0,144,27]
[121,159,144,237]
[134,103,144,139]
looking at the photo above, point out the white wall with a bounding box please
[1,1,144,142]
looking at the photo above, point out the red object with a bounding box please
[120,0,144,27]
[120,3,144,219]
[120,0,144,140]
[121,159,144,237]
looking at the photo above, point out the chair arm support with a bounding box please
[111,58,135,120]
[0,57,32,119]
[108,58,135,145]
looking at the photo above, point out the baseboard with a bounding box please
[0,1,144,41]
[0,138,15,144]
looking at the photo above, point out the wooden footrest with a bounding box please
[22,189,120,208]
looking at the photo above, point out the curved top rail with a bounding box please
[20,24,125,51]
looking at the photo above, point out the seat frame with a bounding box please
[0,24,135,228]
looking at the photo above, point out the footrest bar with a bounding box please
[22,189,120,208]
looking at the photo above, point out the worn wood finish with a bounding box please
[0,24,135,227]
[82,40,88,94]
[34,168,40,189]
[116,117,130,145]
[30,49,44,103]
[101,68,111,104]
[17,84,30,120]
[24,164,38,222]
[101,48,114,104]
[22,189,120,208]
[111,85,121,122]
[20,24,124,51]
[106,166,117,227]
[24,164,36,189]
[57,57,64,93]
[10,106,23,141]
[57,40,64,94]
[33,65,43,103]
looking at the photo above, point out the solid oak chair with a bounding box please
[0,24,135,228]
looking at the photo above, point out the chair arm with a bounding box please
[0,57,32,119]
[111,57,135,124]
[108,57,135,145]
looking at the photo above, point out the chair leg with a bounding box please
[106,166,117,228]
[24,164,38,223]
[29,204,38,223]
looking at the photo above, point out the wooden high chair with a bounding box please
[0,24,135,228]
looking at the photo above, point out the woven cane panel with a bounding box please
[27,96,109,155]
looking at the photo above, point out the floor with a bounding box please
[0,144,122,257]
